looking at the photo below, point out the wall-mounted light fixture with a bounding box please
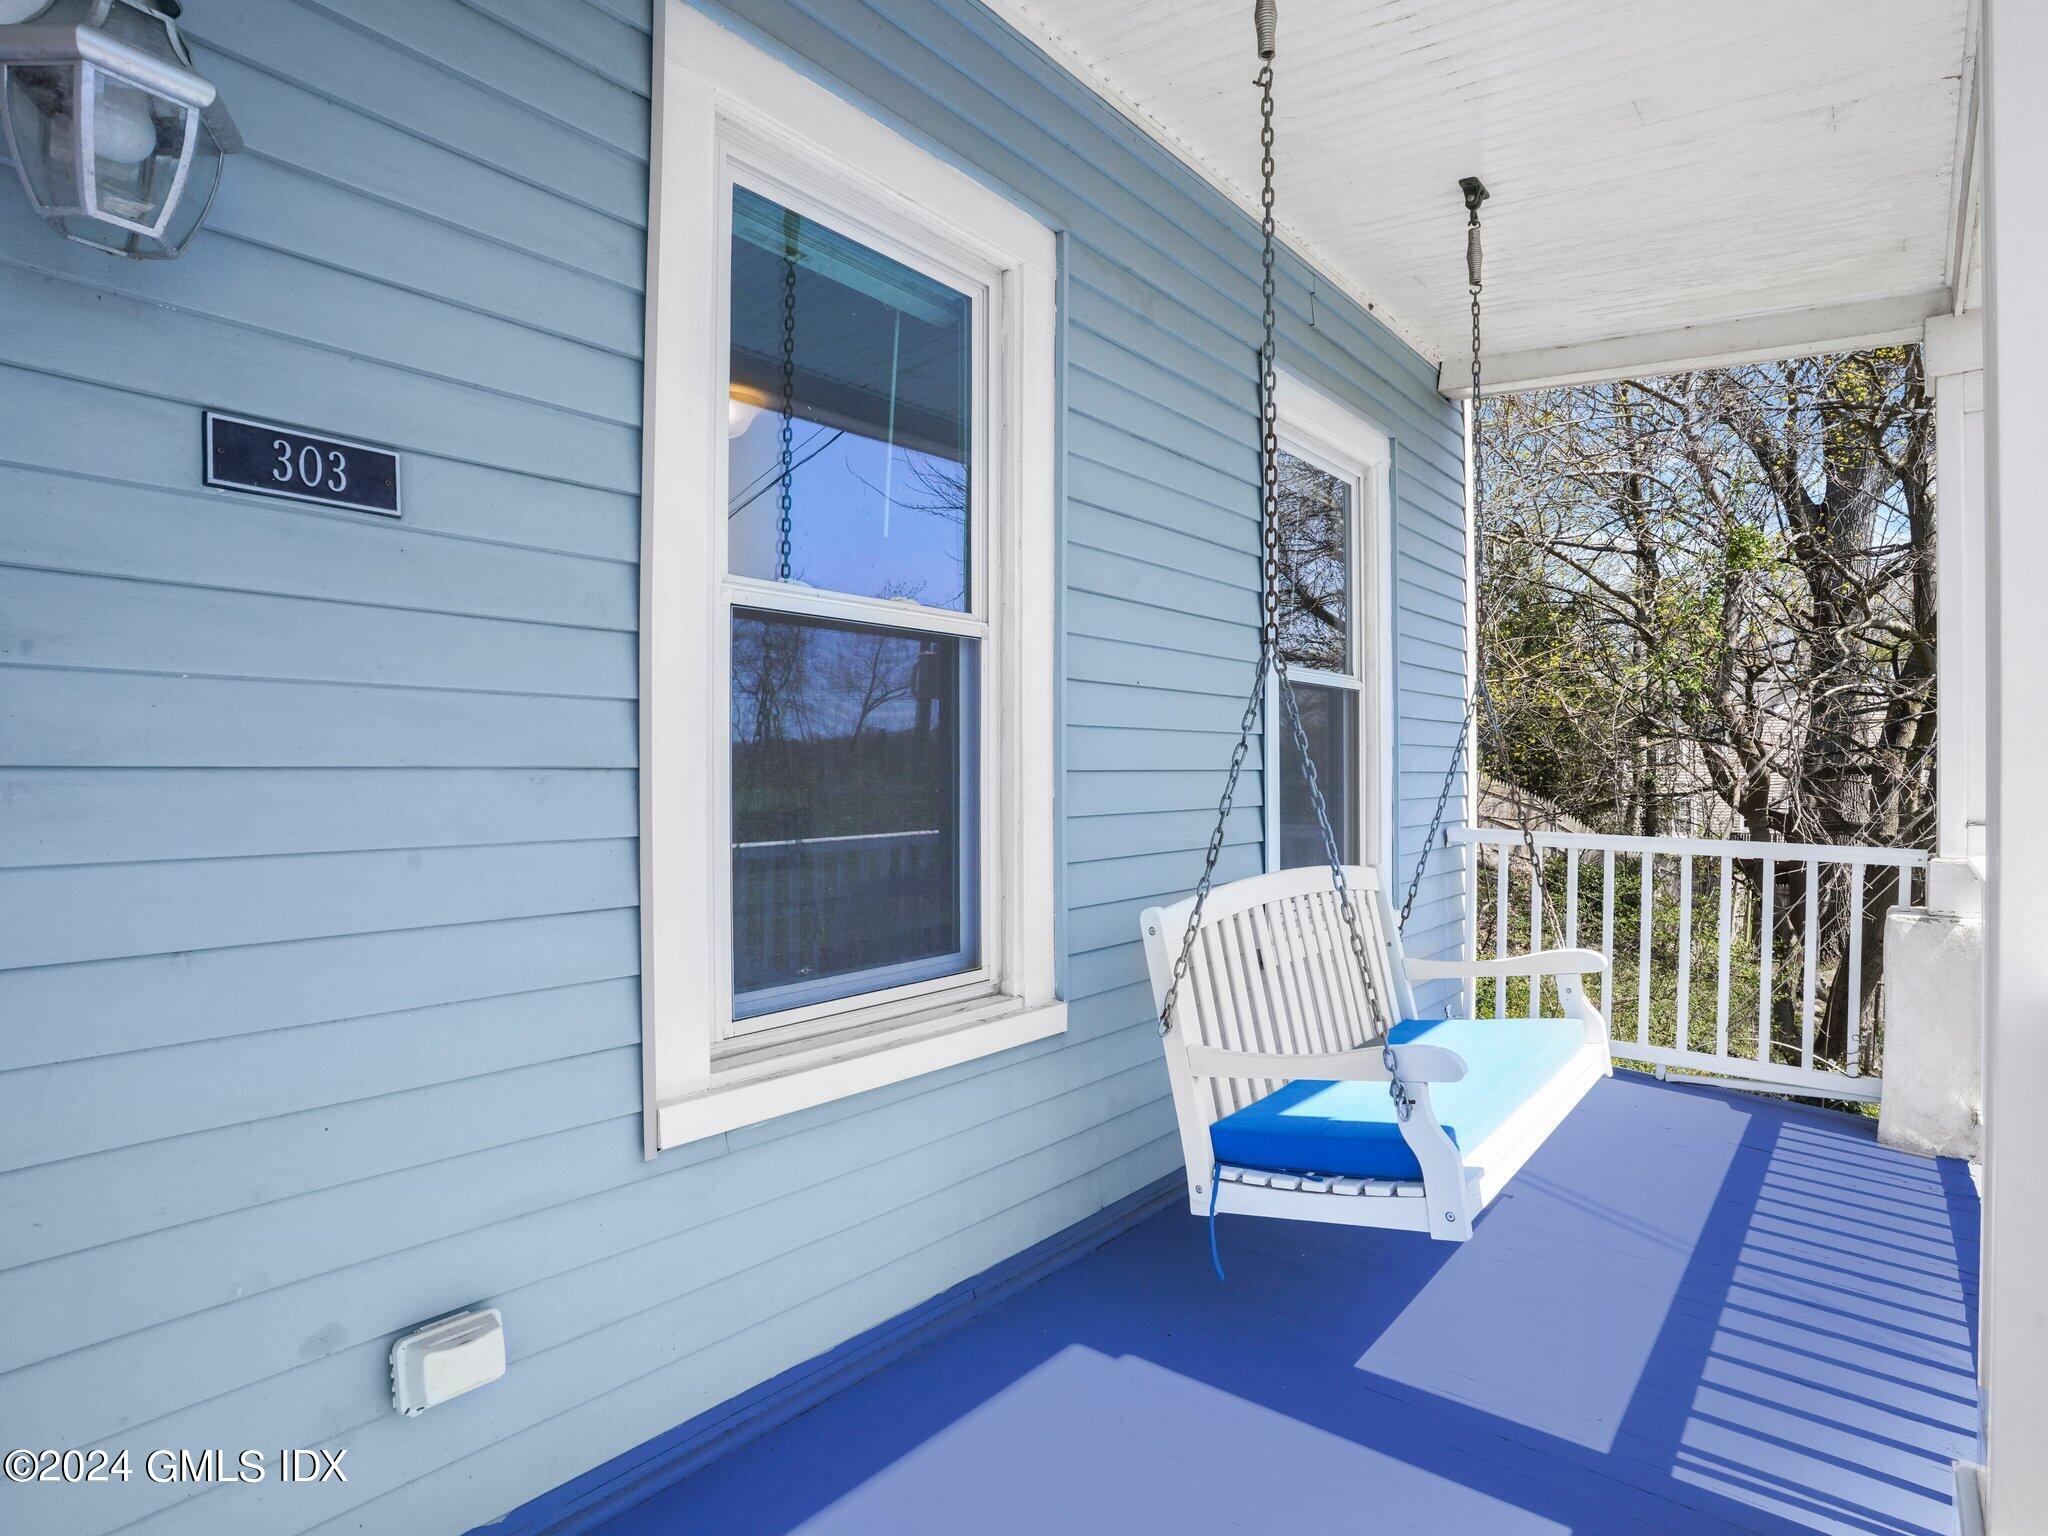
[0,0,238,258]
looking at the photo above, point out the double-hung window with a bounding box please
[724,188,983,1027]
[640,4,1061,1153]
[1267,374,1393,873]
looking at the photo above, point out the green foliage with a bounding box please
[1723,522,1777,574]
[1475,348,1935,853]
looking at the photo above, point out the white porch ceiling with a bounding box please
[989,0,1979,389]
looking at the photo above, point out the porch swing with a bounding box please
[1138,0,1612,1246]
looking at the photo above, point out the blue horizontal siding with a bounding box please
[0,0,1468,1533]
[0,768,637,869]
[3,371,641,561]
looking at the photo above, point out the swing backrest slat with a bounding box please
[1142,865,1421,1142]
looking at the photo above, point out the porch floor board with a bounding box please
[596,1073,1981,1536]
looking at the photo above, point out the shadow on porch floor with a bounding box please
[595,1073,1981,1536]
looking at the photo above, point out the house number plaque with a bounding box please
[204,412,401,516]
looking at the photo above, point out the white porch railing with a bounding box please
[1450,828,1931,1104]
[733,829,951,994]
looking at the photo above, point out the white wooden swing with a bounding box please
[1141,867,1611,1242]
[1141,1,1610,1247]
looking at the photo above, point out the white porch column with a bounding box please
[1925,310,1987,917]
[1976,1,2048,1529]
[1879,312,1990,1163]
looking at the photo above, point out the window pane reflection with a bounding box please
[1279,682,1358,869]
[730,610,979,1019]
[1276,450,1350,672]
[728,187,972,611]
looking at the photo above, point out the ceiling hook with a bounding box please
[1459,176,1489,291]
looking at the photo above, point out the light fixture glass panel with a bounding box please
[730,609,980,1021]
[3,62,86,212]
[155,108,220,252]
[84,67,187,232]
[727,186,973,612]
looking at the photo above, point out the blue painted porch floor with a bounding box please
[598,1074,1981,1536]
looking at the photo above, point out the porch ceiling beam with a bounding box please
[1438,289,1953,400]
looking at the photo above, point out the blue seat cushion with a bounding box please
[1207,1016,1586,1182]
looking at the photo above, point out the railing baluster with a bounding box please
[1758,856,1775,1064]
[1439,829,1922,1098]
[1884,863,1908,1078]
[1676,855,1694,1053]
[1600,849,1615,1019]
[1562,847,1579,1024]
[1637,851,1654,1047]
[1466,837,1481,1018]
[1846,861,1867,1076]
[1714,854,1732,1057]
[1495,841,1509,1018]
[1801,858,1819,1072]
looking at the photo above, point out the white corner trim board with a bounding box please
[638,1,1062,1154]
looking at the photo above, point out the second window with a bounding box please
[1267,377,1391,875]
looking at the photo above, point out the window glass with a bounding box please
[727,187,972,611]
[86,74,183,228]
[1278,680,1358,869]
[730,610,979,1019]
[1275,449,1350,672]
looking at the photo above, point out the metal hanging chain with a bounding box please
[1398,182,1488,932]
[1159,4,1404,1111]
[1277,662,1411,1117]
[777,208,799,584]
[1466,190,1567,955]
[1395,178,1566,958]
[1155,44,1279,1044]
[1400,703,1472,933]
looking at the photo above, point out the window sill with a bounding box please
[655,994,1068,1149]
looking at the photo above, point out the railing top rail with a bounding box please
[735,828,945,851]
[1449,826,1930,868]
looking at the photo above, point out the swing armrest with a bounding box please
[1406,948,1609,981]
[1407,949,1612,1047]
[1184,1042,1468,1084]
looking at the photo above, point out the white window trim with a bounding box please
[1263,371,1395,874]
[639,1,1062,1156]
